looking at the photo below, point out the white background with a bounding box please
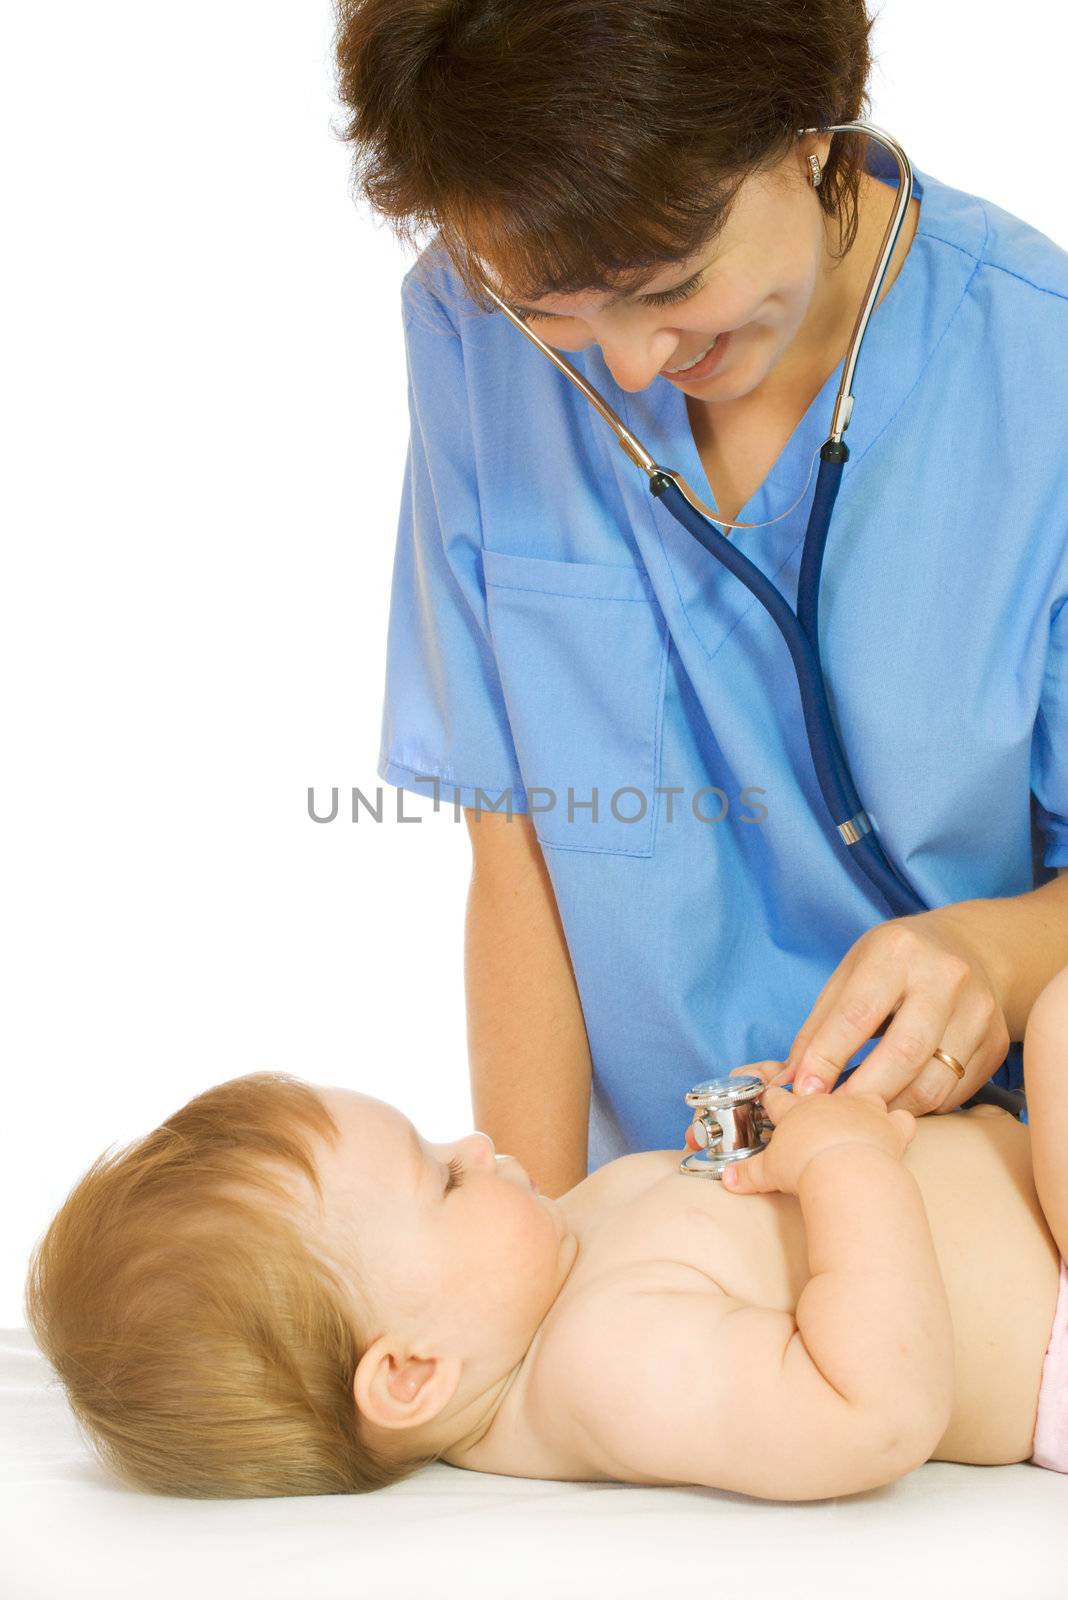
[2,1,1064,1327]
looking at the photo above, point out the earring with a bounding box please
[808,154,823,190]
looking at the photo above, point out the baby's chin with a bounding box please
[555,1227,580,1283]
[537,1188,569,1229]
[547,1201,579,1266]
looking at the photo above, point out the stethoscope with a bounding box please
[475,122,1025,1140]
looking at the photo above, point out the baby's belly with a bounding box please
[903,1110,1060,1461]
[559,1110,1061,1463]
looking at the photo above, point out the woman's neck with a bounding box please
[791,168,921,397]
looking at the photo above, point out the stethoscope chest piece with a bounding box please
[680,1073,772,1179]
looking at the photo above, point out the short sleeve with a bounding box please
[1032,594,1068,868]
[376,270,529,813]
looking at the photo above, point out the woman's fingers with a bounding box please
[831,987,957,1106]
[786,954,905,1095]
[842,983,1006,1115]
[728,1060,783,1088]
[780,919,1010,1115]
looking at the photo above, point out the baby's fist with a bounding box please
[721,1085,916,1197]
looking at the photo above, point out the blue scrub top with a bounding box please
[378,149,1068,1172]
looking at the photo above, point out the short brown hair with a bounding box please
[24,1072,439,1497]
[331,0,878,312]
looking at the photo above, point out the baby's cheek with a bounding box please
[508,1203,559,1286]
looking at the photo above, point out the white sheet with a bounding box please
[3,1327,1066,1600]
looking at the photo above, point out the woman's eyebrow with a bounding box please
[509,266,706,320]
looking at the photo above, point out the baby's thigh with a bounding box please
[1024,964,1068,1262]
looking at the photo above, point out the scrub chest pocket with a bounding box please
[482,549,669,856]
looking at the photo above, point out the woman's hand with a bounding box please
[768,912,1011,1116]
[720,1083,916,1197]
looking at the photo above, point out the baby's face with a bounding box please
[310,1087,577,1360]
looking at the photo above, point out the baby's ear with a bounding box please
[352,1338,462,1433]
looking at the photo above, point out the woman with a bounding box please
[333,1,1068,1195]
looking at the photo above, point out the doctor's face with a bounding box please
[487,138,846,401]
[307,1087,573,1350]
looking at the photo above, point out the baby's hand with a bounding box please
[722,1083,916,1198]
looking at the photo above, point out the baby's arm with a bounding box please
[555,1091,954,1500]
[1023,962,1068,1263]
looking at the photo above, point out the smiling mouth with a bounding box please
[662,335,720,375]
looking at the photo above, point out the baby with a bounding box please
[25,967,1068,1501]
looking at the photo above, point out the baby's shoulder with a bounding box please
[557,1150,666,1228]
[513,1261,726,1483]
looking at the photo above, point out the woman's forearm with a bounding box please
[464,812,592,1198]
[933,869,1068,1040]
[794,1143,955,1440]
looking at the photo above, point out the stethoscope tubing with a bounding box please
[474,123,1026,1113]
[651,452,926,920]
[661,459,1025,1113]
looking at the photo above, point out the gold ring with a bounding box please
[932,1048,966,1080]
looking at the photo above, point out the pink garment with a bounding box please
[1032,1255,1068,1472]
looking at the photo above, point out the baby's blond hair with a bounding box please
[24,1071,440,1497]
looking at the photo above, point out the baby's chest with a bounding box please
[502,1183,807,1482]
[571,1168,811,1310]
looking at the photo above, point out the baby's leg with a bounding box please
[1023,963,1068,1263]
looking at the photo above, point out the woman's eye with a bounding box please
[444,1155,465,1194]
[643,282,699,308]
[514,281,697,323]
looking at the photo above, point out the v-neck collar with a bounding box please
[646,152,937,521]
[580,150,988,665]
[635,152,988,511]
